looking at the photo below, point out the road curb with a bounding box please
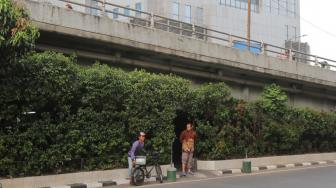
[219,160,336,174]
[48,181,117,188]
[48,177,169,188]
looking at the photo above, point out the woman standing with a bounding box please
[179,122,197,177]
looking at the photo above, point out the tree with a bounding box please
[260,84,288,117]
[0,0,39,62]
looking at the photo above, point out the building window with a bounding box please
[293,0,297,17]
[220,0,260,13]
[264,0,271,13]
[113,8,119,19]
[124,5,130,16]
[196,7,203,25]
[280,0,287,16]
[135,2,141,17]
[251,3,255,12]
[172,2,179,20]
[241,0,248,10]
[285,25,289,40]
[185,4,191,23]
[263,0,297,17]
[272,0,279,15]
[235,0,241,8]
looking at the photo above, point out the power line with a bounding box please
[300,17,336,39]
[269,0,336,40]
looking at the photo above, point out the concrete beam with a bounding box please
[36,44,336,101]
[22,0,336,110]
[23,1,336,89]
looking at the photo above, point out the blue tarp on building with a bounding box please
[233,41,261,54]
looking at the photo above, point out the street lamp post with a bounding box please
[289,34,307,41]
[289,34,307,50]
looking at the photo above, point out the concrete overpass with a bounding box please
[22,0,336,111]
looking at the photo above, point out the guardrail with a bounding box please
[35,0,336,70]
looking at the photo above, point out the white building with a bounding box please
[39,0,300,48]
[106,0,300,48]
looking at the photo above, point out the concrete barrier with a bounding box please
[0,165,171,188]
[197,152,336,170]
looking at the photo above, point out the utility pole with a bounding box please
[247,0,251,50]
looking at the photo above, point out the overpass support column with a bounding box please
[243,85,250,101]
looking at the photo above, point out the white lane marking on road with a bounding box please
[121,164,336,188]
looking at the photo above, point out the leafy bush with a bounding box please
[0,51,192,176]
[2,52,336,177]
[260,84,288,118]
[0,0,39,62]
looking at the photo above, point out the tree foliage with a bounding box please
[0,0,39,62]
[260,84,288,117]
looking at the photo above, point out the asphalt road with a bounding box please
[116,165,336,188]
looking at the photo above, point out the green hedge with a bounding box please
[2,52,336,177]
[194,84,336,160]
[0,51,193,176]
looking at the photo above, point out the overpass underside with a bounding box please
[36,29,336,111]
[26,1,336,111]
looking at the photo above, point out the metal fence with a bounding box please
[37,0,336,70]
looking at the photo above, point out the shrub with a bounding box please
[0,0,39,62]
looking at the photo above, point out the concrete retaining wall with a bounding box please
[0,165,171,188]
[0,168,127,188]
[197,152,336,170]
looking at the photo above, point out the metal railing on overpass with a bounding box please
[32,0,336,71]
